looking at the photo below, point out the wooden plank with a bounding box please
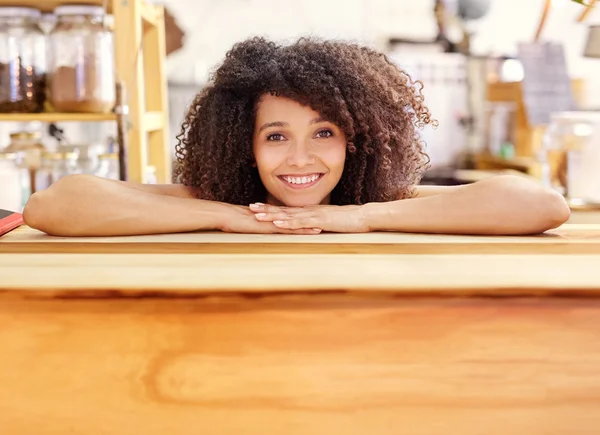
[3,241,600,255]
[0,0,109,13]
[3,224,600,254]
[2,253,600,294]
[140,0,158,27]
[143,5,172,183]
[143,111,165,132]
[3,224,600,245]
[1,296,600,435]
[0,112,116,122]
[577,0,597,22]
[114,0,147,183]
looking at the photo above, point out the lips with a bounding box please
[278,173,324,189]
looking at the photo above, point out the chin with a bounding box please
[279,195,325,207]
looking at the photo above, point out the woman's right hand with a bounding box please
[220,205,322,235]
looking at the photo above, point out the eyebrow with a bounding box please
[258,117,328,133]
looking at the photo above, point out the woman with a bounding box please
[23,37,569,236]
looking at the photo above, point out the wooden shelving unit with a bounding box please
[475,79,585,179]
[0,0,171,183]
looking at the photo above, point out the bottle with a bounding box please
[541,111,600,206]
[95,153,119,180]
[35,151,80,190]
[0,152,23,211]
[4,131,45,193]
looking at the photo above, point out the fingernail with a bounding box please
[249,203,262,210]
[312,228,321,232]
[255,213,266,218]
[273,220,286,226]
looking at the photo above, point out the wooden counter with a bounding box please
[2,224,600,435]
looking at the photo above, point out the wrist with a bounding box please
[361,202,391,232]
[192,200,232,231]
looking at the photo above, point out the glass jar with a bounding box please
[0,7,46,113]
[48,5,115,113]
[13,152,32,209]
[94,152,119,180]
[58,142,106,174]
[540,111,600,206]
[0,152,26,211]
[145,166,157,184]
[35,151,80,190]
[484,102,516,158]
[4,131,45,193]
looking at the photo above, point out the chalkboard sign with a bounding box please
[517,42,575,126]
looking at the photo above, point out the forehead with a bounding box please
[255,94,321,121]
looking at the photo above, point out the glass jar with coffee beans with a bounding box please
[48,5,115,113]
[0,7,47,113]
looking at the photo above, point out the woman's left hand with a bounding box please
[249,203,371,233]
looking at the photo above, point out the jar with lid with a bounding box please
[0,152,27,211]
[58,142,106,174]
[48,5,115,113]
[4,131,45,192]
[0,7,46,113]
[94,153,119,180]
[35,151,80,191]
[540,111,600,207]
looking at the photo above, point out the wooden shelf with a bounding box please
[476,154,538,170]
[474,153,542,177]
[0,0,172,183]
[0,0,111,13]
[0,112,116,123]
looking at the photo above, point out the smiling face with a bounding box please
[252,94,347,207]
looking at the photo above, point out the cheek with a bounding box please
[321,142,347,175]
[253,146,281,176]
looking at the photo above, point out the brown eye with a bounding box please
[266,133,286,141]
[316,129,333,139]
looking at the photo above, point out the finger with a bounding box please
[273,217,320,230]
[249,203,284,213]
[249,203,268,212]
[249,203,304,214]
[254,212,290,222]
[281,228,322,235]
[253,221,321,234]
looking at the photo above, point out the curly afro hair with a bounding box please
[174,37,434,205]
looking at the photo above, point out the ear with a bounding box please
[251,161,257,168]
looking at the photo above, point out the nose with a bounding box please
[286,139,315,168]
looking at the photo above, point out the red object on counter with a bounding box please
[0,209,24,237]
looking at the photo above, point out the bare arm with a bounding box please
[365,175,571,235]
[23,174,229,236]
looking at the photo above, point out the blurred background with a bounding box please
[1,0,599,213]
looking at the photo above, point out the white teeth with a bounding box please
[283,174,321,185]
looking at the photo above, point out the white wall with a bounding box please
[162,0,599,105]
[157,0,599,167]
[162,0,436,84]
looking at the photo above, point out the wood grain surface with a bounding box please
[2,224,600,254]
[2,253,600,294]
[3,222,600,434]
[1,296,599,435]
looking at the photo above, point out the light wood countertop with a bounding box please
[3,222,600,434]
[2,223,600,294]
